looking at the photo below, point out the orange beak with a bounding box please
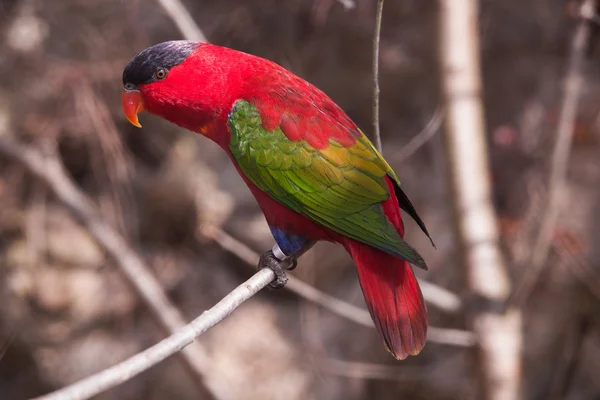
[122,90,145,128]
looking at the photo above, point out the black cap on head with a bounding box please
[122,40,200,89]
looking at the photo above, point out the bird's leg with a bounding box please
[258,249,293,289]
[258,241,317,289]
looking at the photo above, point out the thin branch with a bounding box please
[0,331,15,363]
[439,0,522,398]
[203,226,463,314]
[392,106,444,164]
[372,0,384,153]
[510,0,597,305]
[0,138,215,396]
[555,243,600,302]
[318,358,425,381]
[317,354,463,382]
[33,269,275,400]
[548,318,590,400]
[336,0,356,10]
[202,226,475,347]
[427,326,477,347]
[155,0,208,42]
[419,278,462,313]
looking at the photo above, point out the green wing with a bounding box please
[228,100,426,269]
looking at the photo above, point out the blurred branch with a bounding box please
[77,81,137,236]
[0,138,219,398]
[438,0,522,399]
[427,326,477,347]
[33,269,275,400]
[372,0,384,152]
[510,0,597,305]
[202,226,476,347]
[203,226,378,324]
[156,0,208,42]
[392,106,444,164]
[556,243,600,302]
[335,0,356,10]
[204,226,463,313]
[0,331,15,363]
[548,318,590,400]
[318,358,424,381]
[419,277,463,313]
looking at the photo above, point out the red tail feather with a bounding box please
[346,240,427,359]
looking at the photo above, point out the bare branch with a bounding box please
[0,331,15,363]
[202,227,475,347]
[548,318,590,400]
[555,243,600,302]
[0,138,214,396]
[392,106,444,164]
[336,0,356,10]
[510,0,597,305]
[372,0,384,152]
[0,136,471,400]
[427,326,477,347]
[318,358,425,381]
[418,278,462,313]
[438,0,523,398]
[155,0,208,42]
[332,0,356,10]
[33,269,276,400]
[204,226,463,314]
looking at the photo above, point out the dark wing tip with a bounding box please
[390,177,436,249]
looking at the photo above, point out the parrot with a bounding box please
[121,40,434,360]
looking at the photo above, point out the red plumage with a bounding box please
[344,178,427,358]
[128,42,428,359]
[140,44,359,149]
[236,162,427,359]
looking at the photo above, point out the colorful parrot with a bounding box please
[121,41,433,360]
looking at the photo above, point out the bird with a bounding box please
[121,40,433,360]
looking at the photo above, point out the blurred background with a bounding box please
[1,0,599,399]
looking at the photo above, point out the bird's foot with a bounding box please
[258,250,296,289]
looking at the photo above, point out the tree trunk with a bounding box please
[438,0,523,399]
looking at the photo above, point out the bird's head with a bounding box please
[121,40,236,135]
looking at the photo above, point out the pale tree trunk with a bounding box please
[438,1,523,399]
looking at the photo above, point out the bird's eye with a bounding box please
[154,68,168,80]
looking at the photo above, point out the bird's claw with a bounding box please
[258,250,295,289]
[287,258,298,271]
